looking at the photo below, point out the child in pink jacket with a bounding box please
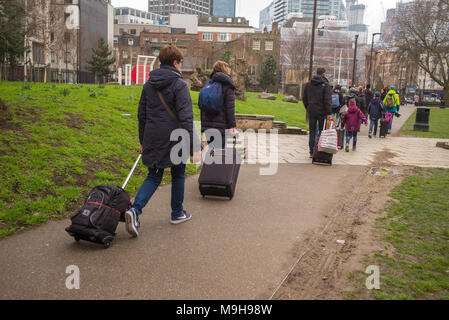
[341,99,367,152]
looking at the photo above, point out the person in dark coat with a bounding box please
[367,91,385,138]
[364,84,374,108]
[201,61,237,149]
[125,45,200,237]
[303,68,333,158]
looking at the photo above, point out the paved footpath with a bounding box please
[247,105,449,168]
[0,164,367,300]
[0,104,447,300]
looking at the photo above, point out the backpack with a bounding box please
[385,93,395,108]
[331,93,340,109]
[65,185,131,246]
[198,80,223,113]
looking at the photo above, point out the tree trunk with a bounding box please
[444,84,449,106]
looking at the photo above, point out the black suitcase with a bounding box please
[334,114,345,150]
[199,145,241,200]
[312,132,333,166]
[379,118,389,138]
[65,155,141,249]
[312,120,334,166]
[337,128,345,149]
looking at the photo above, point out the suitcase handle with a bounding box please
[122,154,142,189]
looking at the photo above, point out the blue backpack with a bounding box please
[331,93,340,108]
[198,80,223,113]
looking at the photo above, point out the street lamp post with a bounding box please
[368,32,381,87]
[308,0,318,81]
[352,34,359,87]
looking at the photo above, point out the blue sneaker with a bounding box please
[125,207,140,237]
[170,211,192,225]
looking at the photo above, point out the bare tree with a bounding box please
[281,28,311,91]
[396,0,449,102]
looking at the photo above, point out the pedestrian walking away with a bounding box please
[200,60,237,149]
[303,68,333,159]
[367,92,385,138]
[364,84,374,109]
[341,99,368,152]
[383,85,401,134]
[125,45,201,238]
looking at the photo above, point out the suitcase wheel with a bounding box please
[74,236,81,243]
[102,236,114,249]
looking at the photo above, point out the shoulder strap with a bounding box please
[157,90,183,128]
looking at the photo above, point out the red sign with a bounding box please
[131,64,151,85]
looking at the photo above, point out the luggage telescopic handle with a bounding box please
[122,154,142,189]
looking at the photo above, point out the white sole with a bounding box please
[125,211,139,237]
[170,215,192,225]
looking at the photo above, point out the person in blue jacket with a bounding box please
[367,92,385,138]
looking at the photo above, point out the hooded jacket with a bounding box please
[303,75,332,119]
[138,64,195,169]
[383,90,400,113]
[367,98,385,121]
[341,105,367,132]
[200,72,236,134]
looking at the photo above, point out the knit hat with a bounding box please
[349,99,357,107]
[374,91,381,97]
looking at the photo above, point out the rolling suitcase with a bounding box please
[335,114,345,150]
[312,120,334,166]
[65,155,141,249]
[379,113,390,138]
[198,137,241,200]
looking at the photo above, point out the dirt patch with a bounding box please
[0,99,13,130]
[271,151,414,300]
[62,112,88,129]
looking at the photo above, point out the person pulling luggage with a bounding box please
[367,92,385,138]
[199,61,237,149]
[303,68,333,159]
[124,45,201,238]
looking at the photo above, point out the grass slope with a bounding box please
[399,108,449,139]
[0,82,306,237]
[351,168,449,300]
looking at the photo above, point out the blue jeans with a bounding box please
[132,164,186,219]
[309,117,326,155]
[346,131,358,147]
[369,119,379,135]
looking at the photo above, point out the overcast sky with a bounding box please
[111,0,399,40]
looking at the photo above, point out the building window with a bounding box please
[128,39,134,46]
[152,38,159,42]
[202,32,213,41]
[253,39,260,51]
[65,52,71,63]
[217,33,230,42]
[265,41,274,51]
[123,51,128,59]
[51,51,56,63]
[130,29,136,35]
[248,66,256,76]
